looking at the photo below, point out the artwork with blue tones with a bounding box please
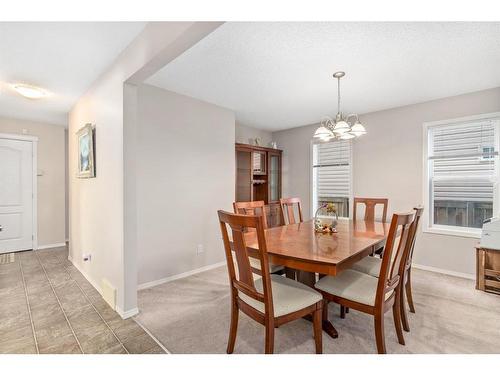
[76,123,95,178]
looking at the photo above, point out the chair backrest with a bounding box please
[404,206,424,270]
[375,211,415,307]
[279,197,303,225]
[233,200,268,229]
[353,197,388,223]
[218,210,274,317]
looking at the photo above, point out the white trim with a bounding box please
[422,112,500,239]
[349,138,354,219]
[423,226,481,239]
[412,263,475,280]
[116,306,139,319]
[422,112,500,129]
[36,242,67,250]
[0,133,39,142]
[137,261,227,290]
[309,139,315,220]
[32,139,38,251]
[68,254,103,294]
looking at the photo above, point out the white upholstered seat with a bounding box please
[314,269,393,307]
[249,257,285,274]
[351,256,382,278]
[239,274,322,317]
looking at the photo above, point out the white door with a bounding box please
[0,138,34,253]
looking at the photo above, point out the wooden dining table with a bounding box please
[243,219,391,339]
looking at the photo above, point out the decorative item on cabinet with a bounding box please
[235,143,282,227]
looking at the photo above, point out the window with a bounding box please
[312,139,352,218]
[424,113,500,237]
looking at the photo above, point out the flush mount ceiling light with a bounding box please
[11,83,50,99]
[313,71,366,142]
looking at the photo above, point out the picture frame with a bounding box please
[76,123,95,178]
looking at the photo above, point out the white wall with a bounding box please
[235,122,273,146]
[0,116,66,248]
[136,84,235,285]
[68,22,222,317]
[272,87,500,277]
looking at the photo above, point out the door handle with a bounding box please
[0,225,2,232]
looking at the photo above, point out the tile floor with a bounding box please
[0,246,166,354]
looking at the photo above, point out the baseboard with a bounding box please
[37,242,67,250]
[69,254,139,318]
[67,254,103,295]
[412,263,475,280]
[138,261,226,290]
[116,306,139,319]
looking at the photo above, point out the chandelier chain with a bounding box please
[337,75,341,115]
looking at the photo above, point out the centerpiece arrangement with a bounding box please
[314,202,339,233]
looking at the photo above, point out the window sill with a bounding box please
[423,226,481,239]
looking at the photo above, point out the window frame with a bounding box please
[310,139,353,220]
[422,112,500,239]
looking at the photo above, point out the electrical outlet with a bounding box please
[83,254,92,262]
[196,244,204,255]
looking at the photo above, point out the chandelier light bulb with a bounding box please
[350,121,367,137]
[332,120,350,134]
[313,125,333,139]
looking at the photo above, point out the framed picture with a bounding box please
[76,123,95,178]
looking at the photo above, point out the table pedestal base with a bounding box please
[296,270,338,339]
[302,315,338,339]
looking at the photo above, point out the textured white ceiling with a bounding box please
[147,22,500,131]
[0,22,146,125]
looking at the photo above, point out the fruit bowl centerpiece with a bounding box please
[314,202,338,234]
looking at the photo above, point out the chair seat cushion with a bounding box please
[239,274,322,317]
[351,256,382,278]
[249,257,284,274]
[314,269,393,307]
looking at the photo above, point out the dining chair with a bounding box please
[351,207,423,332]
[400,206,424,331]
[233,201,284,275]
[279,197,304,225]
[234,200,269,229]
[338,197,389,318]
[353,197,388,223]
[315,211,416,354]
[218,210,323,354]
[353,197,389,258]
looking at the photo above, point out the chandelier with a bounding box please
[313,71,366,141]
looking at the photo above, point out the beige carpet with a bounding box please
[136,266,500,354]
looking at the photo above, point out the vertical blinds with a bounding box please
[313,140,351,198]
[429,120,498,202]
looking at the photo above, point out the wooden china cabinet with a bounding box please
[235,143,282,227]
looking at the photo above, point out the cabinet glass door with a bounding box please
[236,150,252,201]
[269,153,280,202]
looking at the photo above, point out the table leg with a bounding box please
[284,267,296,280]
[296,270,338,339]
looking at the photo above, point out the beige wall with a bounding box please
[136,84,235,285]
[68,22,222,317]
[235,122,273,146]
[0,116,66,247]
[273,87,500,277]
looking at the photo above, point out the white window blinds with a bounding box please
[313,140,351,199]
[429,120,498,203]
[427,117,499,230]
